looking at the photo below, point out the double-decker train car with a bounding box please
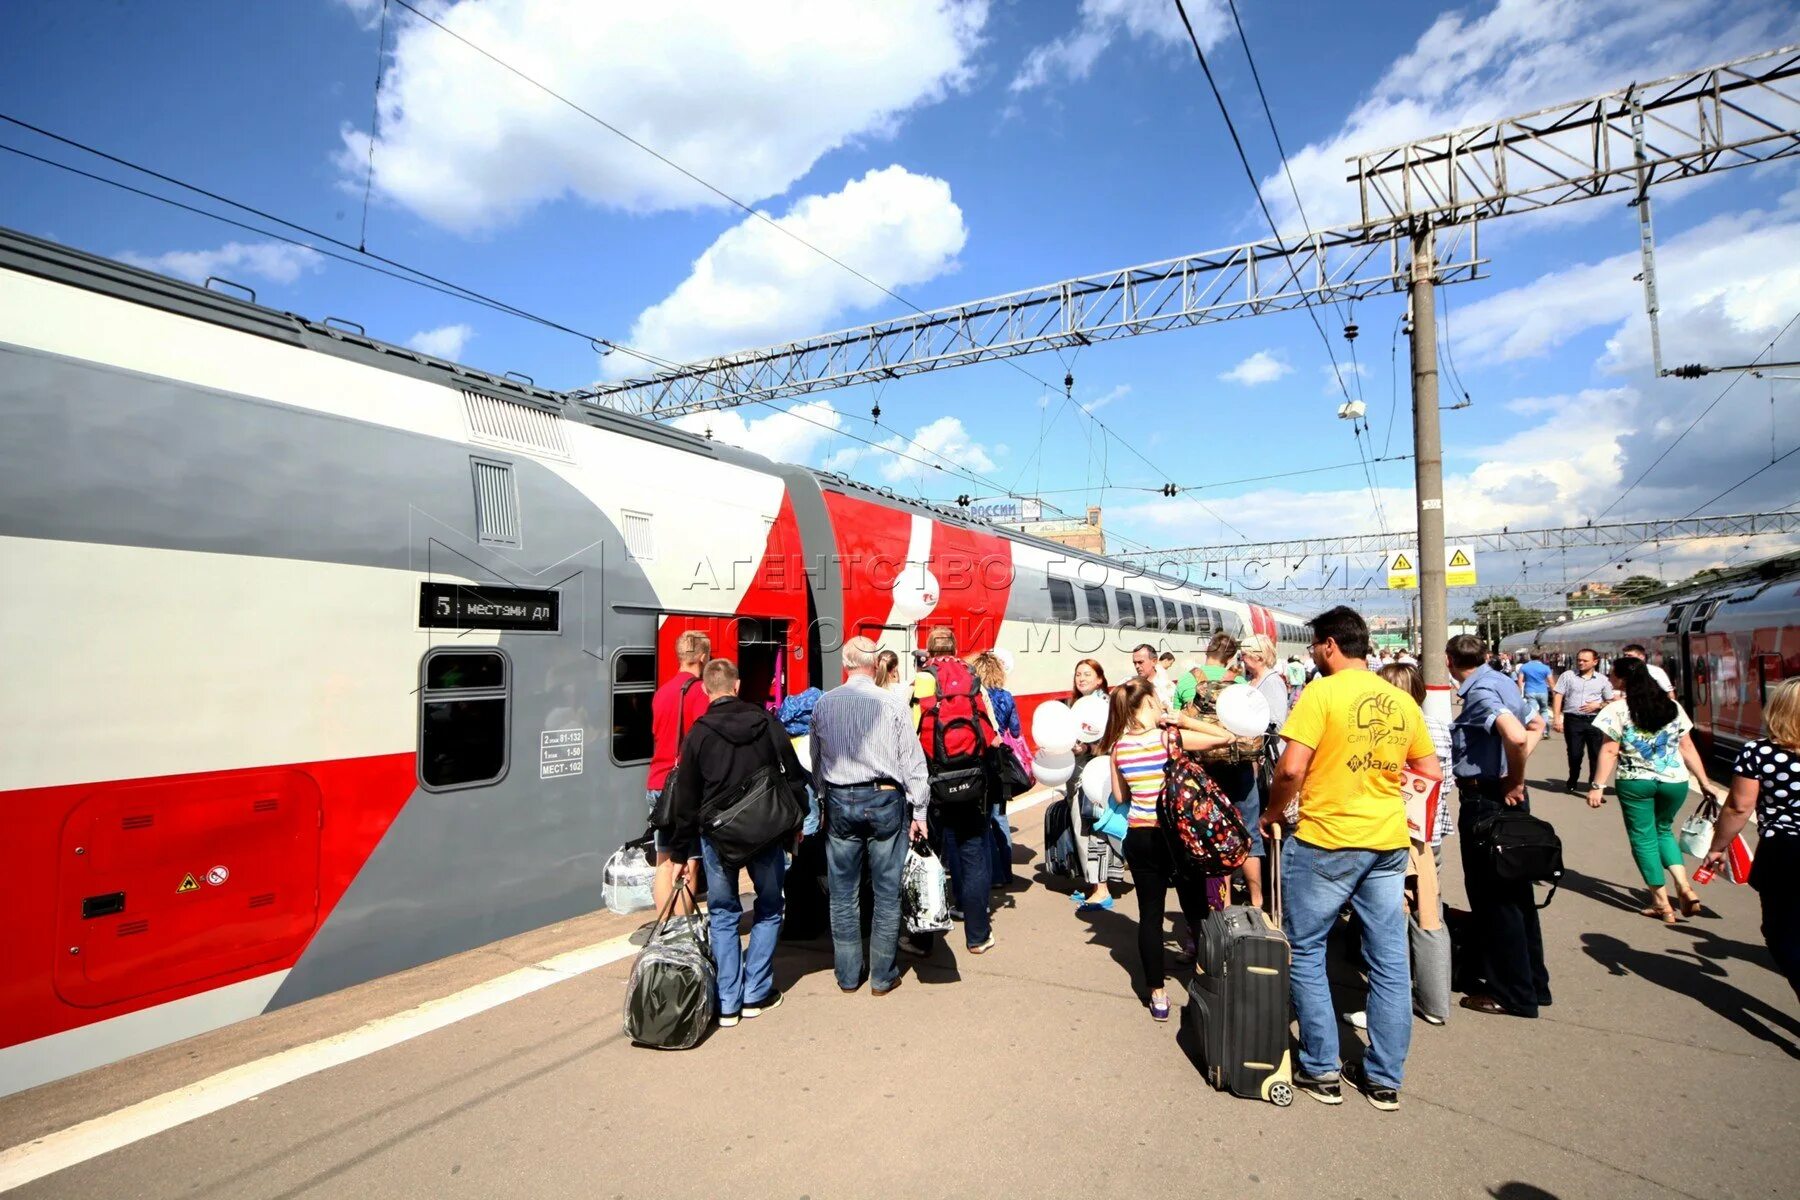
[1500,557,1800,761]
[0,228,1306,1095]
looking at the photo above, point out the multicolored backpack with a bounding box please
[1188,676,1267,765]
[1157,727,1251,875]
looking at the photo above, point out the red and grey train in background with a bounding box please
[1500,558,1800,763]
[0,229,1307,1095]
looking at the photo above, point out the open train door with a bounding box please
[859,623,917,688]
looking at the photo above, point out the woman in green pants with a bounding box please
[1588,657,1726,923]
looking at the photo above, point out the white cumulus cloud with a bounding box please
[339,0,988,231]
[671,400,847,463]
[1011,0,1223,92]
[405,323,474,359]
[877,415,996,483]
[609,165,968,370]
[1219,350,1292,385]
[118,241,324,286]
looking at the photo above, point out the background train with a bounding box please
[0,227,1307,1095]
[1500,555,1800,763]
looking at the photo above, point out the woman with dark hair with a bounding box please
[1589,656,1726,923]
[1065,658,1117,910]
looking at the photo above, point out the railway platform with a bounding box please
[3,740,1795,1199]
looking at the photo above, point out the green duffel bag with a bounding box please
[623,877,716,1049]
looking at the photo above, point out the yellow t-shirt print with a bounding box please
[1279,669,1435,851]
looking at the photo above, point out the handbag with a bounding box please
[997,728,1035,791]
[1677,796,1720,859]
[698,719,807,867]
[649,676,701,830]
[1471,808,1564,908]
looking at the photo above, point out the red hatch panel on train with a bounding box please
[55,769,323,1008]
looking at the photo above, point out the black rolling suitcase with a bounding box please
[1180,828,1294,1106]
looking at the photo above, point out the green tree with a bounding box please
[1469,594,1546,643]
[1612,574,1664,605]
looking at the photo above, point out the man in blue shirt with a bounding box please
[1515,653,1553,727]
[1449,634,1550,1019]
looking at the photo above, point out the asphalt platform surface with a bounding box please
[4,740,1796,1199]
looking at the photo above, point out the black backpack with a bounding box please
[1472,808,1564,907]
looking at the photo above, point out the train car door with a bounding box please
[859,623,917,687]
[737,616,793,708]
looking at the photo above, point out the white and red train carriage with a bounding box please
[0,227,1307,1094]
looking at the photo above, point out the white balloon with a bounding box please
[1031,701,1078,753]
[1080,754,1113,805]
[1033,747,1076,788]
[890,562,940,624]
[1215,683,1272,739]
[790,735,811,773]
[1070,693,1109,743]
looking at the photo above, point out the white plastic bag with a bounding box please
[901,841,953,934]
[603,842,656,915]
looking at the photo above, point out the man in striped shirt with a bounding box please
[810,636,930,996]
[1552,648,1614,791]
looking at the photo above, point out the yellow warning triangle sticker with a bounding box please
[177,872,200,893]
[1448,549,1472,567]
[1391,553,1413,570]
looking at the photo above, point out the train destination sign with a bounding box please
[418,582,560,632]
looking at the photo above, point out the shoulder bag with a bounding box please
[699,718,807,867]
[648,676,700,831]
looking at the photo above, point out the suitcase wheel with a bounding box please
[1268,1081,1294,1108]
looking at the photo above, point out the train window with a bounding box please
[1083,584,1110,625]
[613,650,656,686]
[419,649,509,790]
[1139,593,1160,630]
[1115,590,1137,627]
[611,647,657,764]
[1161,598,1179,629]
[1047,578,1078,623]
[1194,607,1214,636]
[1180,603,1197,633]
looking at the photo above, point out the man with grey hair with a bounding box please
[810,635,930,995]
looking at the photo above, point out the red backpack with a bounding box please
[914,657,993,809]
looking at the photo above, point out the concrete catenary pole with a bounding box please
[1410,230,1449,691]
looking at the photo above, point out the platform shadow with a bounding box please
[1580,931,1800,1059]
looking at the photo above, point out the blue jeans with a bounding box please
[824,785,908,990]
[699,836,787,1015]
[1526,691,1551,723]
[935,804,993,947]
[1282,836,1413,1089]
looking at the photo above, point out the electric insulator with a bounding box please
[1343,322,1360,342]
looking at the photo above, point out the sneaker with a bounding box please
[741,991,782,1018]
[1293,1070,1342,1105]
[1345,1010,1368,1031]
[967,935,996,955]
[718,1012,740,1028]
[1414,1005,1446,1026]
[1342,1061,1400,1111]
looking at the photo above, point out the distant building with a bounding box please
[1015,505,1106,554]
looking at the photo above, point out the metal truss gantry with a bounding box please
[1122,510,1800,567]
[1351,43,1800,237]
[577,44,1799,419]
[575,225,1484,417]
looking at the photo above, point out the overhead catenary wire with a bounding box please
[386,0,1212,513]
[357,0,391,252]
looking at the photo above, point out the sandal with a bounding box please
[1639,904,1679,925]
[1677,892,1703,918]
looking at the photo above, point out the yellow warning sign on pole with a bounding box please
[1386,551,1418,590]
[177,872,199,893]
[1446,545,1478,587]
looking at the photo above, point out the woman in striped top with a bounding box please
[1099,676,1233,1021]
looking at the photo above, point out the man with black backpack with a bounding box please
[667,659,808,1027]
[910,625,1000,956]
[1446,634,1550,1020]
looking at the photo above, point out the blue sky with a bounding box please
[4,0,1798,614]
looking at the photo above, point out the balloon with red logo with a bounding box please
[890,562,939,624]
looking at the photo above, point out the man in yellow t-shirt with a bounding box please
[1265,606,1441,1112]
